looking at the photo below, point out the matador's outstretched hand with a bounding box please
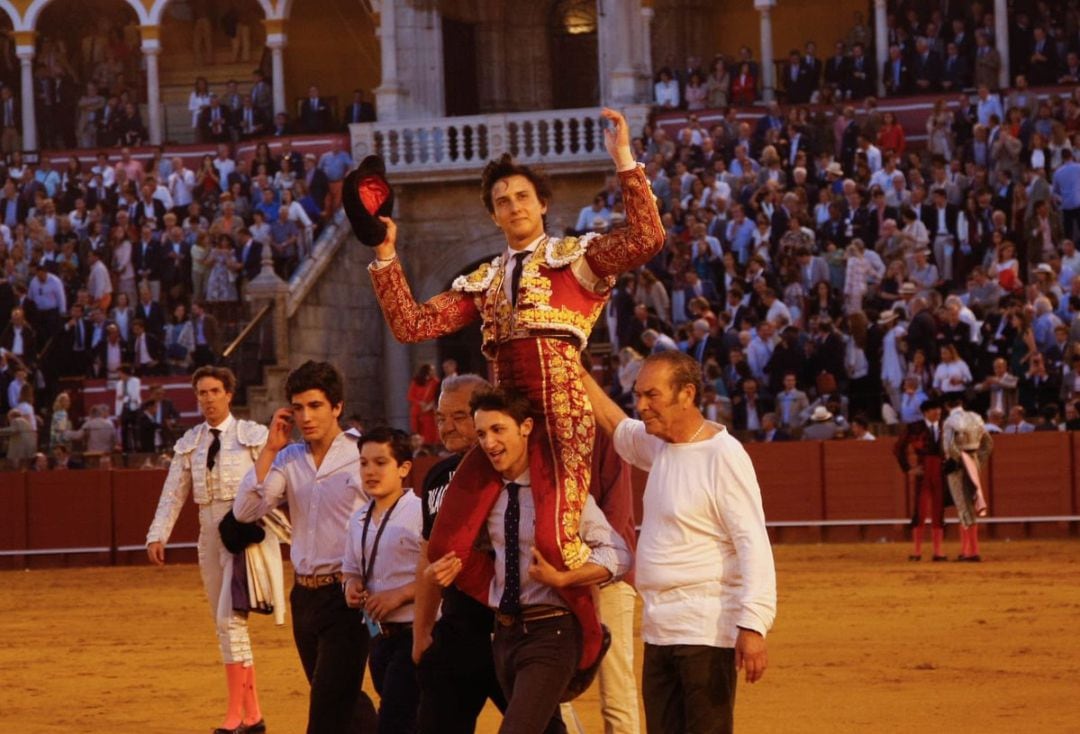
[600,107,637,172]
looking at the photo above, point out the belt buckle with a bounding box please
[495,612,516,627]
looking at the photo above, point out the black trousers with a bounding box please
[492,614,580,734]
[290,584,377,734]
[642,644,737,734]
[417,619,507,734]
[369,626,419,734]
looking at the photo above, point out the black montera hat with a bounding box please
[342,155,394,247]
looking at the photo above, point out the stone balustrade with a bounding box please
[349,106,651,179]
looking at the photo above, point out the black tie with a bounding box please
[206,428,222,470]
[498,482,523,616]
[510,251,529,308]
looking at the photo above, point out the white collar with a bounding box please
[505,233,545,261]
[505,467,531,486]
[207,412,235,434]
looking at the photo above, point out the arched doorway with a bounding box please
[549,0,598,109]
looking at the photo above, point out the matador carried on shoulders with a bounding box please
[351,108,664,672]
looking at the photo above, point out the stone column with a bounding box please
[640,2,655,99]
[140,26,162,145]
[373,0,407,121]
[245,245,289,365]
[14,32,36,152]
[755,0,776,102]
[262,19,288,115]
[874,0,888,97]
[601,0,637,105]
[995,0,1010,89]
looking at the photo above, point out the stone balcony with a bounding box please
[348,105,650,182]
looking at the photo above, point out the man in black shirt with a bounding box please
[412,373,507,734]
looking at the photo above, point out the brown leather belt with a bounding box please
[495,605,572,627]
[378,622,413,637]
[294,572,343,590]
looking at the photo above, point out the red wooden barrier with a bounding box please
[990,433,1073,538]
[1073,433,1080,520]
[111,469,200,565]
[2,431,1078,568]
[0,472,28,569]
[746,441,824,543]
[822,438,908,542]
[25,470,113,568]
[40,133,349,173]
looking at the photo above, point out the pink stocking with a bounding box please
[242,664,262,725]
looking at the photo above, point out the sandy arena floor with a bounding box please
[2,540,1079,734]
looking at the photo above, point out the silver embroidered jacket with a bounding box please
[146,416,268,545]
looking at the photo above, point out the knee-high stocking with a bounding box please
[242,664,262,725]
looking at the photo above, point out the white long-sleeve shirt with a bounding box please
[342,492,423,623]
[234,431,369,576]
[613,419,776,647]
[484,469,630,611]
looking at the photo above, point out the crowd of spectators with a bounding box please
[610,73,1080,442]
[656,2,1080,111]
[0,4,374,154]
[0,17,150,153]
[0,131,351,468]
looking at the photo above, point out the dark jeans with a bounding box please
[290,584,377,734]
[492,614,580,734]
[369,626,419,734]
[417,619,507,734]
[642,644,737,734]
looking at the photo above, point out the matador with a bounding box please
[359,108,664,671]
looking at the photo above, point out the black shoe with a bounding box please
[908,554,921,561]
[931,555,948,562]
[244,720,266,734]
[963,555,982,563]
[213,725,245,734]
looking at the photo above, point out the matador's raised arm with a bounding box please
[583,165,665,278]
[368,259,480,343]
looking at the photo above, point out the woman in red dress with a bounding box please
[730,62,757,106]
[407,363,440,445]
[876,111,906,157]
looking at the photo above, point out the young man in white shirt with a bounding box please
[344,427,423,734]
[234,361,376,734]
[582,350,776,734]
[429,386,631,733]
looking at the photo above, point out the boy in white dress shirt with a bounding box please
[234,361,376,734]
[344,427,423,734]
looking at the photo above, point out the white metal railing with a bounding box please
[350,107,611,174]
